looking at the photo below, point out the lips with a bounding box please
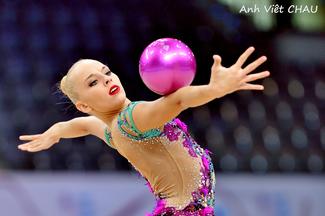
[109,85,120,95]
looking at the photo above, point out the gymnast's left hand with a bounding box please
[209,46,270,97]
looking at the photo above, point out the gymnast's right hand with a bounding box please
[18,132,60,152]
[18,116,109,152]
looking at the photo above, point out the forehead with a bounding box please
[71,60,104,75]
[69,59,105,81]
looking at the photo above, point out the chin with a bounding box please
[116,95,127,105]
[108,94,127,108]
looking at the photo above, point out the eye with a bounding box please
[89,80,98,87]
[105,70,112,76]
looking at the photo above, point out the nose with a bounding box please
[105,77,113,85]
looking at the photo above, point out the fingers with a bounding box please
[18,144,44,152]
[18,145,32,151]
[242,56,267,74]
[18,141,42,151]
[24,146,45,152]
[243,71,270,83]
[234,47,255,68]
[211,55,222,70]
[239,83,264,91]
[19,134,42,141]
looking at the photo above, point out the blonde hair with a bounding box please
[59,60,82,104]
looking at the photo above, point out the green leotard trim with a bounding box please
[127,102,143,135]
[117,101,161,140]
[104,127,115,149]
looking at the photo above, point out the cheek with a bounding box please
[115,78,124,91]
[91,88,108,100]
[79,88,104,104]
[113,75,121,84]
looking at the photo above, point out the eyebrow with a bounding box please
[84,66,108,83]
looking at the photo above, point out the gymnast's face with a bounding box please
[70,59,127,114]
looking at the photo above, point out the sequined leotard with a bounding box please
[104,101,215,216]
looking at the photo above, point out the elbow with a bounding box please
[172,86,191,110]
[178,98,188,111]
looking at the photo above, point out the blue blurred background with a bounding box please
[0,0,324,215]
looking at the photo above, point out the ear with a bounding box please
[75,101,92,114]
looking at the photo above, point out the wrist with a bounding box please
[47,123,62,143]
[208,83,226,98]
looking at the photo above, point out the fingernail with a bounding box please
[262,56,267,60]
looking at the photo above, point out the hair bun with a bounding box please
[60,75,68,96]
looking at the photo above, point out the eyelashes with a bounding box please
[89,71,112,87]
[89,80,97,87]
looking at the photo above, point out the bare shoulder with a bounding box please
[79,116,107,141]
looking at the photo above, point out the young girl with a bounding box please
[18,47,269,216]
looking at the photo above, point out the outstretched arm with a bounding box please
[18,116,108,152]
[133,47,270,131]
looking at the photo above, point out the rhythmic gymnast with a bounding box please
[18,47,269,215]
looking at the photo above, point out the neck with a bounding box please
[93,98,131,128]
